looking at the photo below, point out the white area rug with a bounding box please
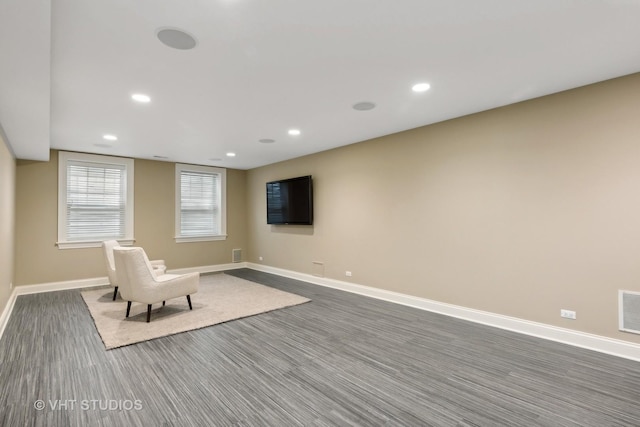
[81,273,310,349]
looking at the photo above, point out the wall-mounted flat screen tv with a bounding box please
[266,175,313,225]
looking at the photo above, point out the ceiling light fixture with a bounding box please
[412,82,431,92]
[352,101,376,111]
[157,28,198,50]
[131,93,151,103]
[103,134,118,141]
[288,129,301,136]
[226,152,236,157]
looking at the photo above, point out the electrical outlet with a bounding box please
[258,256,263,261]
[345,271,352,277]
[560,309,576,320]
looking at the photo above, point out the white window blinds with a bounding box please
[175,164,226,242]
[66,161,127,240]
[58,152,134,249]
[179,170,219,237]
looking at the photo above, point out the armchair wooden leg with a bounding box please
[126,301,132,318]
[113,286,118,301]
[162,301,165,307]
[187,295,192,310]
[147,304,152,323]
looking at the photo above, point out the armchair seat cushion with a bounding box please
[142,272,199,304]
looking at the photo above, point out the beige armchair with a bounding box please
[113,246,199,322]
[102,240,166,301]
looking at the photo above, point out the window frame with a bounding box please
[175,163,227,243]
[57,151,135,249]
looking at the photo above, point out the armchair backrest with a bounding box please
[101,239,120,285]
[113,247,158,302]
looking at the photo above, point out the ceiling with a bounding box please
[2,1,640,170]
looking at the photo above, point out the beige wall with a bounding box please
[0,133,16,314]
[247,73,640,344]
[14,151,247,285]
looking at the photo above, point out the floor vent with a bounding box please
[232,249,242,263]
[619,290,640,334]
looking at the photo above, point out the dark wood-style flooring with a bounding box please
[1,268,640,426]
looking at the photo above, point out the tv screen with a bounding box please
[266,175,313,225]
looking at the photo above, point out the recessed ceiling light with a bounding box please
[103,134,118,141]
[259,138,276,144]
[132,94,151,103]
[157,28,197,50]
[412,83,431,93]
[288,129,301,136]
[352,101,376,111]
[226,152,236,157]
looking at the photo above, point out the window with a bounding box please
[57,152,134,249]
[175,164,226,242]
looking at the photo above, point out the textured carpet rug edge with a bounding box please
[90,299,312,351]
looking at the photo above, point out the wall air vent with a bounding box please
[619,290,640,334]
[232,248,242,263]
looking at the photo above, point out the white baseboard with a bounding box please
[0,285,18,342]
[14,276,110,296]
[11,262,248,295]
[247,263,640,362]
[168,262,248,275]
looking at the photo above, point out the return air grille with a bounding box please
[619,290,640,334]
[232,248,242,263]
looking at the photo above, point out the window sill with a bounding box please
[175,235,227,243]
[56,239,135,250]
